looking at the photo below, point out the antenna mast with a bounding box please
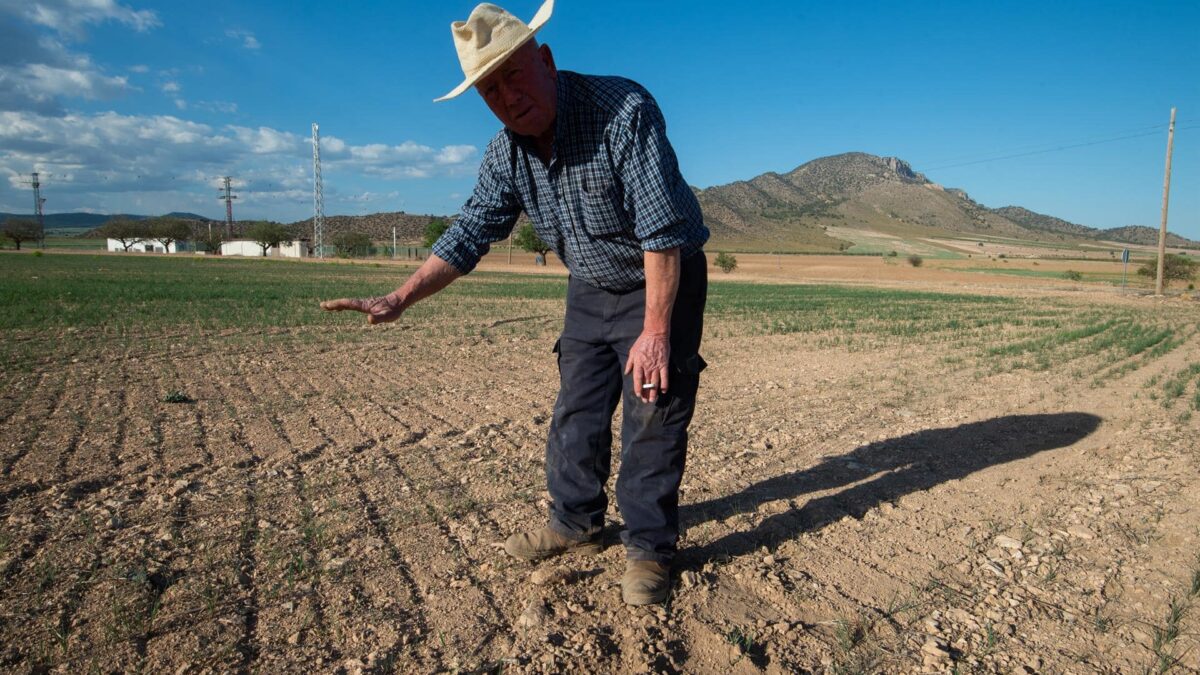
[219,176,238,237]
[311,123,325,259]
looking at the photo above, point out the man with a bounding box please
[320,0,708,606]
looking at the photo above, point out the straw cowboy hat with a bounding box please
[435,0,555,102]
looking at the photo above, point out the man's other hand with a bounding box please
[626,331,670,403]
[320,294,404,325]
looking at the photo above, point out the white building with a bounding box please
[106,238,186,253]
[220,239,310,258]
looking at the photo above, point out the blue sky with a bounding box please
[0,0,1197,237]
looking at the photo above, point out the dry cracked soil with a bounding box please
[1,272,1198,674]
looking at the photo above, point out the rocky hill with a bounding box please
[990,207,1199,248]
[1094,225,1199,248]
[694,152,1198,251]
[287,212,444,243]
[989,206,1095,238]
[694,152,1039,250]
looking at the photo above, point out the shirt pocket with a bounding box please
[580,180,628,239]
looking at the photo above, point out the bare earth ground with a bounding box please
[2,254,1199,674]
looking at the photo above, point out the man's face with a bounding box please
[475,41,557,139]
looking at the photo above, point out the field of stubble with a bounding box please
[1,252,1198,674]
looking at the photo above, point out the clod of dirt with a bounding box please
[1066,525,1095,539]
[516,599,550,628]
[993,535,1022,550]
[529,565,572,587]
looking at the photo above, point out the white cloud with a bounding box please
[0,60,131,113]
[0,8,140,113]
[161,80,180,93]
[343,190,400,203]
[324,137,479,179]
[229,125,304,155]
[173,98,186,110]
[224,28,260,50]
[128,64,149,73]
[195,100,237,114]
[5,0,160,37]
[0,109,477,219]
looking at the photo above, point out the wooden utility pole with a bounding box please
[1155,107,1177,296]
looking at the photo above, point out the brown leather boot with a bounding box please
[503,526,602,562]
[621,559,671,605]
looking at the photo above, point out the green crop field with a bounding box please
[2,253,1195,392]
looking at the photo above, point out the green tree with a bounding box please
[147,217,193,251]
[244,221,292,257]
[714,251,738,273]
[196,226,225,254]
[423,218,449,248]
[513,222,550,259]
[1,219,41,250]
[98,219,152,251]
[1137,254,1198,288]
[907,255,924,267]
[332,231,373,258]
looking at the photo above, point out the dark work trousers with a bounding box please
[546,252,707,564]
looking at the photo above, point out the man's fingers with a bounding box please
[320,298,366,312]
[658,367,670,393]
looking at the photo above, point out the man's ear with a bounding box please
[539,43,557,78]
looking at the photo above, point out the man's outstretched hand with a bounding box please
[320,293,404,325]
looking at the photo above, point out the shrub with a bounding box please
[887,250,898,257]
[714,251,738,273]
[1137,254,1198,288]
[1063,270,1083,281]
[907,255,923,267]
[423,218,449,248]
[244,221,293,257]
[332,231,373,258]
[513,222,550,257]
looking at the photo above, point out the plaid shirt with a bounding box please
[432,71,708,292]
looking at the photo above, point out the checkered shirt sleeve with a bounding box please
[431,137,521,274]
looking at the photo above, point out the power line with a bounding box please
[924,122,1197,172]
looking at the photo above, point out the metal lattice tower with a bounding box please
[30,172,45,247]
[311,123,325,259]
[219,176,238,237]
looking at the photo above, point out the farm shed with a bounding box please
[220,239,311,258]
[106,239,189,253]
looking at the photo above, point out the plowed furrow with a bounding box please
[1,369,71,478]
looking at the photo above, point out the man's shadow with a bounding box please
[677,412,1102,568]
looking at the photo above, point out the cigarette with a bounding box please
[642,383,656,390]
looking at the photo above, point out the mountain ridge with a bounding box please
[11,153,1197,249]
[694,152,1198,250]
